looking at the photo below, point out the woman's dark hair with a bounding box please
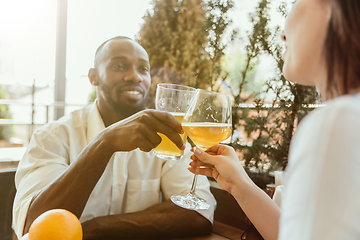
[324,0,360,98]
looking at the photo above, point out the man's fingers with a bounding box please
[155,127,185,150]
[137,128,161,152]
[131,110,184,150]
[150,110,183,134]
[150,111,185,150]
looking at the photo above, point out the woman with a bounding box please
[188,0,360,239]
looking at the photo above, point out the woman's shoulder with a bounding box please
[300,93,360,128]
[324,92,360,111]
[287,93,360,182]
[290,93,360,156]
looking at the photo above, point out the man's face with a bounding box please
[94,39,151,117]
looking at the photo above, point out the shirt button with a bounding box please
[116,184,122,188]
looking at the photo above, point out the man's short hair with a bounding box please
[94,36,133,68]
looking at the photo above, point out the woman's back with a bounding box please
[279,93,360,239]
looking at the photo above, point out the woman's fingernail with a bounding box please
[195,147,202,156]
[181,144,186,150]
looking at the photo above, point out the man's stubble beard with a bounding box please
[99,81,146,119]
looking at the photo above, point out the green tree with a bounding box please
[137,0,211,108]
[231,0,321,172]
[0,85,12,141]
[223,46,259,94]
[137,0,236,107]
[202,0,236,91]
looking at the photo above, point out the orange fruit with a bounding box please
[28,209,83,240]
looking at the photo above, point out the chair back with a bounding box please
[0,168,16,240]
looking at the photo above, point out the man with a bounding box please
[13,36,216,239]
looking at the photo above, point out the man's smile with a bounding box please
[122,90,143,100]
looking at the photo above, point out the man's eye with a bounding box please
[140,66,149,72]
[112,64,126,70]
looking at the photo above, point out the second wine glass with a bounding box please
[171,89,232,210]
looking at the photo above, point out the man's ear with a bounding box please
[88,68,99,86]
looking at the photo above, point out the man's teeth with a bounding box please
[126,91,140,95]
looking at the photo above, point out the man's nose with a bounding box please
[124,68,143,82]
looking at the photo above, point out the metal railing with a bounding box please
[235,103,325,109]
[0,99,87,125]
[0,99,324,147]
[0,99,88,146]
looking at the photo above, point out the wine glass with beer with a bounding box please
[171,89,232,210]
[153,83,196,160]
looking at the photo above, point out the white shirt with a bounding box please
[279,93,360,239]
[12,102,216,238]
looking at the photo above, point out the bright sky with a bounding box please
[0,0,289,97]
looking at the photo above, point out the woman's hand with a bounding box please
[188,144,251,195]
[189,144,280,240]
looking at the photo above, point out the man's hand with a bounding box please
[101,109,185,153]
[22,110,186,235]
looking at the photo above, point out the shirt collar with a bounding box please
[86,100,106,144]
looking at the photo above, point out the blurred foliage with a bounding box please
[230,0,321,173]
[201,0,237,91]
[87,0,322,175]
[137,0,235,108]
[0,85,13,141]
[223,48,260,94]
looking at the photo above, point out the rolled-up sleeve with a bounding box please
[13,129,69,238]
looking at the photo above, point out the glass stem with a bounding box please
[189,158,201,194]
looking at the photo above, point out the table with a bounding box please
[211,221,245,239]
[163,221,245,240]
[13,221,251,240]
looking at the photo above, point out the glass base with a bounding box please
[171,193,210,210]
[152,150,183,160]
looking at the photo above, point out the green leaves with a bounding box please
[232,0,321,172]
[138,0,236,108]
